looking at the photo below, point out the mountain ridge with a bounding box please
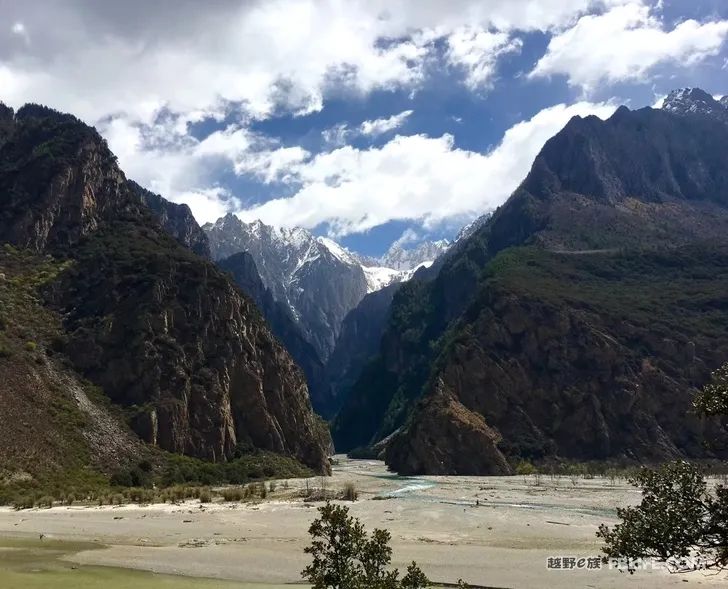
[335,88,728,473]
[0,101,331,479]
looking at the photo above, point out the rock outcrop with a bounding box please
[204,215,368,361]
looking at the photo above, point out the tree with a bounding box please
[597,462,728,572]
[598,364,728,572]
[302,502,430,589]
[695,363,728,416]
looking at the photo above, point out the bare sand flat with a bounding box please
[1,457,725,588]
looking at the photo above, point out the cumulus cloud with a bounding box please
[530,3,728,92]
[0,1,692,232]
[237,101,617,235]
[391,228,421,248]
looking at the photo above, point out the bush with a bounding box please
[199,488,212,503]
[515,460,537,476]
[221,487,244,502]
[24,340,38,352]
[37,495,54,508]
[302,503,431,589]
[342,482,358,501]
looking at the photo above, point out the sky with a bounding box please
[1,1,728,256]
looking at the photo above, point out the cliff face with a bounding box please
[218,252,334,416]
[340,90,728,473]
[0,103,330,473]
[327,283,400,420]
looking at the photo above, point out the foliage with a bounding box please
[597,462,728,572]
[695,363,728,416]
[599,370,728,573]
[302,503,430,589]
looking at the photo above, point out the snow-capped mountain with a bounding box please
[662,88,728,124]
[203,215,462,359]
[204,215,368,360]
[379,239,450,271]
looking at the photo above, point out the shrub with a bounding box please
[515,460,537,476]
[37,495,54,508]
[221,487,244,502]
[342,482,358,501]
[199,488,212,503]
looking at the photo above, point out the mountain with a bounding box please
[0,102,331,483]
[204,216,369,360]
[130,181,210,258]
[204,216,448,360]
[217,252,334,416]
[379,239,450,271]
[662,87,728,124]
[335,88,728,473]
[325,283,401,414]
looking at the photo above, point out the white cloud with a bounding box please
[530,3,728,92]
[237,101,617,235]
[391,228,421,248]
[0,0,628,127]
[0,1,684,232]
[359,110,413,136]
[101,117,299,223]
[446,27,522,89]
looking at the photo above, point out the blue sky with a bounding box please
[2,0,728,256]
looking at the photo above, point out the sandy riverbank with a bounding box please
[1,457,725,588]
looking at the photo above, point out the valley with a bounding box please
[2,457,723,589]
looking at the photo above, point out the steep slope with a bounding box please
[204,216,368,360]
[325,283,401,414]
[337,89,728,472]
[217,252,334,416]
[0,103,330,474]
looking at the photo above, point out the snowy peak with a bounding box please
[316,236,361,267]
[662,87,728,124]
[379,239,450,271]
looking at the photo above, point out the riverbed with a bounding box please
[1,457,724,588]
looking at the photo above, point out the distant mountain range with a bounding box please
[6,85,726,485]
[203,215,451,362]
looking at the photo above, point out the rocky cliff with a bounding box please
[338,89,728,473]
[0,102,330,473]
[326,283,400,415]
[218,251,334,416]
